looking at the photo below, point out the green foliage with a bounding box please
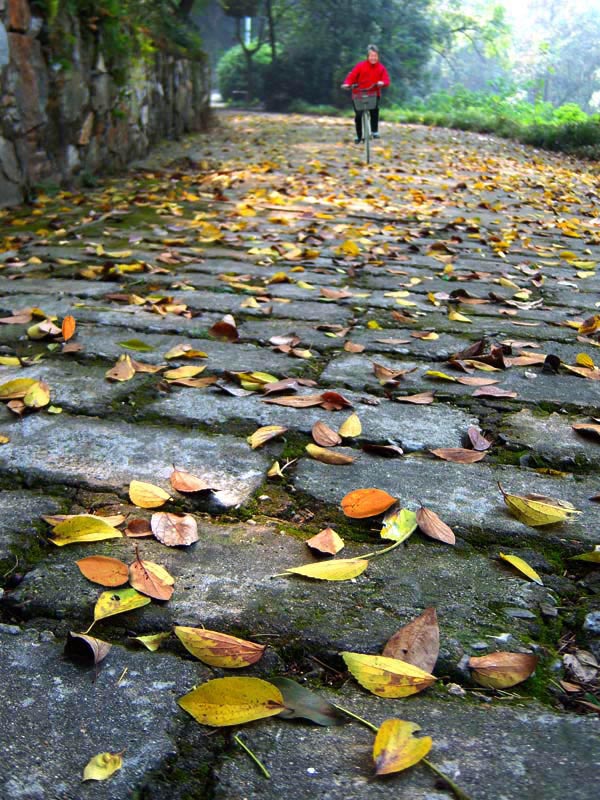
[217,44,272,101]
[385,87,600,158]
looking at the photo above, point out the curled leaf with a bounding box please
[247,425,288,449]
[178,677,284,727]
[305,443,355,465]
[151,512,199,546]
[341,488,397,519]
[170,467,214,494]
[468,652,538,689]
[174,627,265,668]
[373,719,432,776]
[312,420,342,447]
[306,528,344,555]
[65,631,111,666]
[82,751,123,782]
[338,412,362,438]
[380,508,417,543]
[135,632,171,651]
[270,677,346,726]
[499,483,580,527]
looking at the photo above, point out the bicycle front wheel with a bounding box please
[363,110,371,164]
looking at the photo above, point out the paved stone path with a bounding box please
[1,111,599,799]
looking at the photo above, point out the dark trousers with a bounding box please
[353,99,380,138]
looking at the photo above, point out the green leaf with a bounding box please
[380,508,417,542]
[118,338,155,352]
[270,677,346,726]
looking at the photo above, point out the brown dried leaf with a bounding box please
[262,393,324,408]
[106,354,136,382]
[151,512,199,546]
[306,528,345,555]
[124,518,153,537]
[395,392,435,405]
[416,506,455,545]
[344,341,366,353]
[469,652,538,688]
[467,426,492,451]
[209,314,238,341]
[472,386,518,398]
[312,421,342,447]
[320,390,353,410]
[572,423,600,440]
[170,467,214,493]
[430,448,486,464]
[372,362,412,384]
[361,443,404,457]
[64,631,111,666]
[382,608,439,674]
[76,556,129,587]
[129,559,175,600]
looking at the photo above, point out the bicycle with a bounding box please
[347,83,379,164]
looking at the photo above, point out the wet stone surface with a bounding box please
[1,113,599,799]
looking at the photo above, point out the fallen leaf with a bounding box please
[129,558,175,601]
[282,558,368,581]
[469,652,538,688]
[430,448,486,463]
[341,488,397,519]
[0,377,38,399]
[380,508,417,543]
[362,442,404,457]
[344,341,365,353]
[76,556,129,587]
[382,608,439,673]
[320,390,353,410]
[499,553,543,585]
[416,506,455,544]
[134,632,171,651]
[570,546,600,564]
[341,652,436,698]
[82,752,123,782]
[209,314,238,341]
[312,420,342,446]
[64,631,111,666]
[373,719,432,776]
[572,422,600,440]
[174,627,265,668]
[23,380,50,409]
[124,518,153,537]
[270,677,346,726]
[262,393,324,408]
[105,354,136,382]
[472,386,518,398]
[164,343,208,359]
[163,365,206,380]
[129,480,171,509]
[373,362,411,384]
[247,425,288,449]
[151,512,199,546]
[118,338,155,352]
[92,587,151,625]
[395,391,435,404]
[306,528,344,554]
[49,515,123,546]
[338,412,362,438]
[62,315,76,342]
[178,676,284,726]
[170,466,213,493]
[305,443,355,465]
[499,483,580,526]
[467,426,492,451]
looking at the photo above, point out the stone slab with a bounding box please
[501,409,600,470]
[294,453,600,546]
[0,413,269,508]
[0,627,210,800]
[9,523,552,675]
[0,489,62,568]
[149,387,478,452]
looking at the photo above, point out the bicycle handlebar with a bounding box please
[341,82,383,91]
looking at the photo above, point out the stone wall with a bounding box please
[0,0,210,206]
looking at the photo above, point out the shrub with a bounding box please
[217,45,272,102]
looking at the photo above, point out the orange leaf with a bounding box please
[129,559,174,601]
[395,392,435,405]
[76,556,129,587]
[468,652,538,688]
[62,315,76,342]
[312,421,342,447]
[341,488,397,519]
[170,466,214,493]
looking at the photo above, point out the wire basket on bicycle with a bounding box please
[352,87,378,111]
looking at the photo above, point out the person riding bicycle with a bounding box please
[341,44,390,144]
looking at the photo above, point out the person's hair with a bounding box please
[367,44,379,55]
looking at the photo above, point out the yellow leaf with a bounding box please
[105,354,136,382]
[23,380,50,408]
[337,239,361,257]
[82,751,123,782]
[237,371,279,391]
[93,587,151,624]
[134,632,171,651]
[305,444,355,465]
[425,370,457,382]
[178,677,284,727]
[174,627,265,668]
[129,480,171,509]
[247,425,288,449]
[0,434,9,444]
[296,281,315,290]
[341,652,436,698]
[164,343,208,360]
[469,652,538,689]
[49,515,123,546]
[267,460,285,478]
[0,378,38,399]
[499,484,580,527]
[283,558,368,581]
[0,356,21,367]
[576,353,595,369]
[380,508,417,542]
[373,719,432,776]
[448,309,472,323]
[499,553,543,585]
[367,320,382,330]
[338,412,362,438]
[164,366,206,380]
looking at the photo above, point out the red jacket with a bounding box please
[344,60,390,96]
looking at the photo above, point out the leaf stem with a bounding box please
[332,705,473,800]
[233,734,270,779]
[359,539,403,560]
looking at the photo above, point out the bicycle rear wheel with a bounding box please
[363,110,371,164]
